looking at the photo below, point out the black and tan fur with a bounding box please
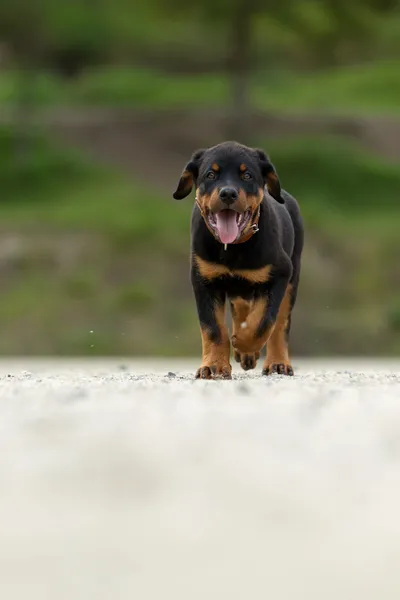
[173,141,304,379]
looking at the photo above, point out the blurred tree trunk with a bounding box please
[226,0,253,142]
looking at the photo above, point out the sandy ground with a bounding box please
[1,358,400,600]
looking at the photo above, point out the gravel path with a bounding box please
[1,358,400,600]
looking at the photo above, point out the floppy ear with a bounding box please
[172,149,205,200]
[254,148,284,204]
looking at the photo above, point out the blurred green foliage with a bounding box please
[1,125,399,236]
[0,0,399,356]
[2,0,399,67]
[1,60,400,113]
[0,124,399,356]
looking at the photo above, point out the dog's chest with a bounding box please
[194,254,272,287]
[212,243,266,270]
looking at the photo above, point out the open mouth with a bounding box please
[207,209,252,244]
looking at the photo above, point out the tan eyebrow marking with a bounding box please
[239,163,247,173]
[211,163,220,172]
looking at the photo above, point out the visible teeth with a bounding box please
[236,212,250,227]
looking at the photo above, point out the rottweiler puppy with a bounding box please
[173,141,304,379]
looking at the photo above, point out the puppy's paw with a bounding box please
[262,362,294,376]
[234,350,260,371]
[195,363,232,380]
[231,333,261,356]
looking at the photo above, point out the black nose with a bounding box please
[219,187,238,205]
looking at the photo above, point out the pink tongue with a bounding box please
[215,210,239,244]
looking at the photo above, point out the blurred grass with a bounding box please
[254,60,400,114]
[264,136,400,237]
[1,60,399,114]
[1,0,399,357]
[1,126,398,239]
[0,69,227,110]
[0,124,399,356]
[0,127,190,248]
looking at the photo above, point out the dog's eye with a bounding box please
[242,171,253,180]
[206,171,217,180]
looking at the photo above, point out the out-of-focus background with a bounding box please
[0,0,399,358]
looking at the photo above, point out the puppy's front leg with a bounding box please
[232,263,292,358]
[191,269,231,380]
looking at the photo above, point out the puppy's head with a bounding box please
[173,141,283,245]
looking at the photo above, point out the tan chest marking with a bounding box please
[194,255,272,284]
